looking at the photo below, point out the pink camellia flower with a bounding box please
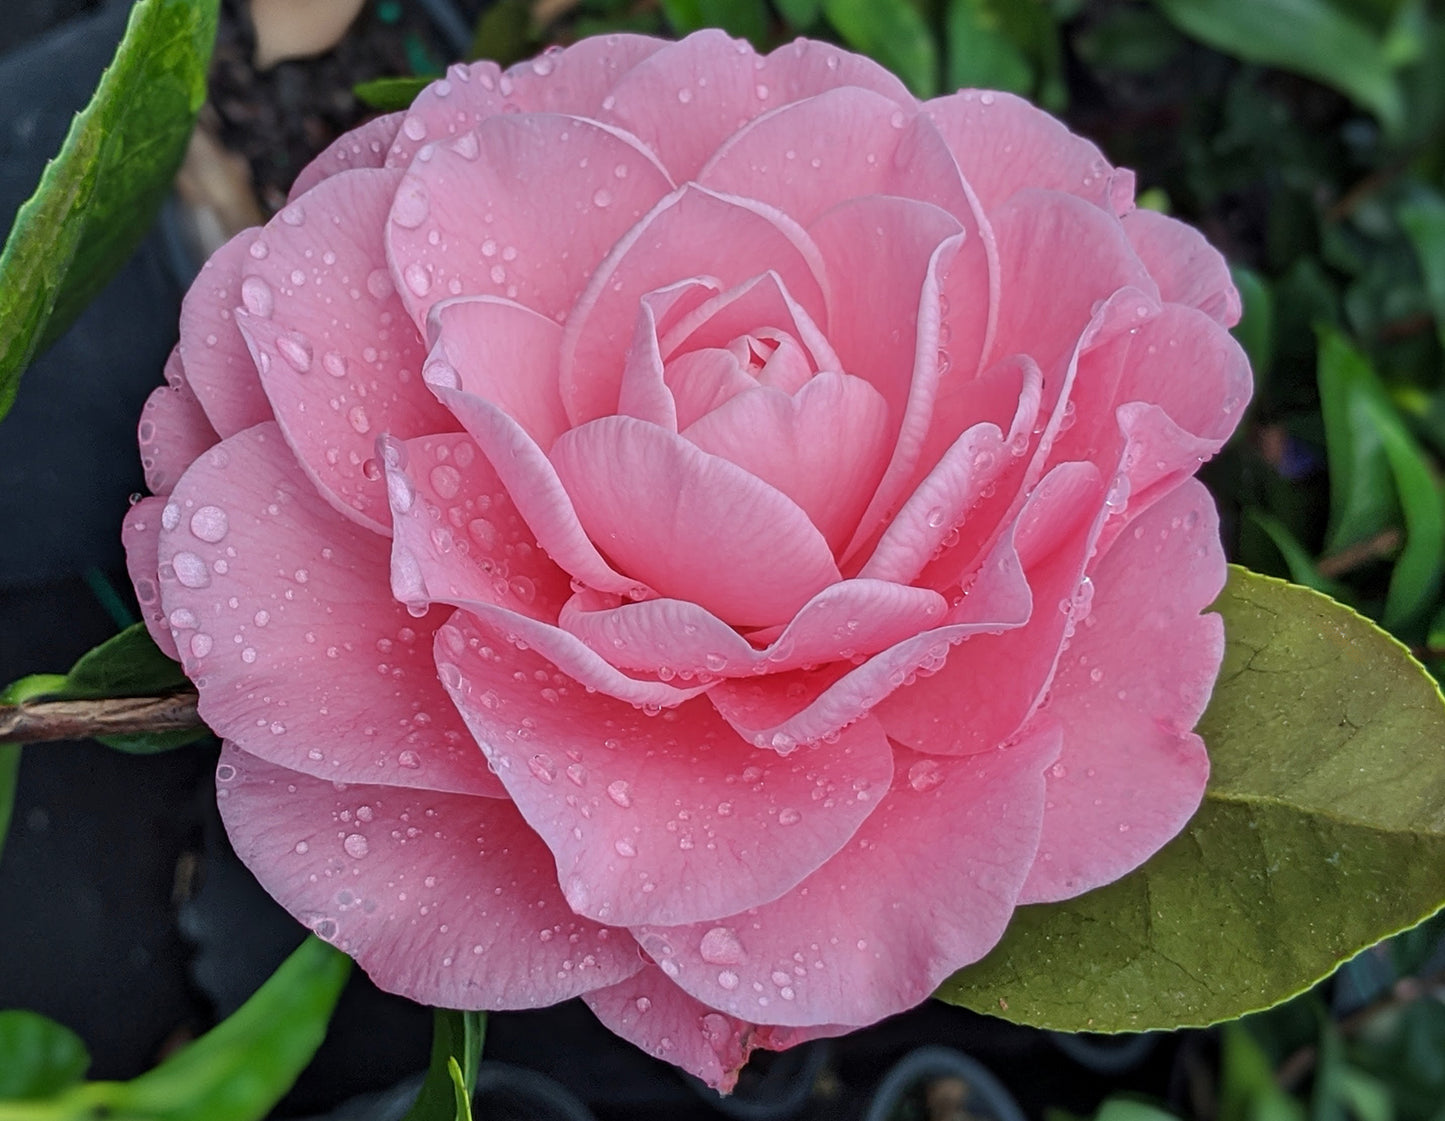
[123,30,1249,1089]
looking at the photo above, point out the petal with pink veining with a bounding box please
[425,296,569,450]
[616,279,724,430]
[381,433,571,623]
[560,184,829,425]
[139,348,218,496]
[1124,208,1241,327]
[216,743,640,1009]
[585,966,759,1093]
[598,30,912,183]
[550,416,840,629]
[634,723,1059,1028]
[289,111,404,201]
[238,168,458,534]
[387,114,673,330]
[658,270,838,372]
[681,373,891,552]
[925,90,1134,216]
[122,497,179,661]
[437,614,891,927]
[179,228,271,437]
[157,423,502,797]
[559,577,946,678]
[1019,481,1221,903]
[876,462,1104,756]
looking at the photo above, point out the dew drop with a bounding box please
[189,505,229,543]
[907,759,945,792]
[240,276,274,318]
[699,926,746,964]
[614,838,637,858]
[777,808,802,826]
[343,833,370,858]
[391,182,430,228]
[172,551,211,589]
[606,780,633,808]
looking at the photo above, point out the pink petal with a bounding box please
[681,373,891,552]
[597,30,912,183]
[549,416,841,629]
[876,462,1104,756]
[708,535,1033,749]
[1018,480,1222,903]
[1124,208,1241,327]
[658,270,838,373]
[138,348,218,496]
[658,349,754,431]
[429,383,646,598]
[559,578,946,678]
[289,112,404,201]
[216,743,641,1008]
[425,296,569,450]
[858,357,1042,586]
[985,189,1157,379]
[384,38,668,170]
[237,168,459,534]
[925,90,1134,217]
[157,423,503,797]
[616,280,723,430]
[436,616,892,927]
[559,184,829,425]
[179,228,272,437]
[585,966,759,1093]
[386,113,673,330]
[122,497,179,661]
[634,723,1060,1028]
[381,433,571,622]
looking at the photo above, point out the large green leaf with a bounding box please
[402,1010,487,1121]
[0,0,218,420]
[0,1013,89,1102]
[1150,0,1405,133]
[1399,189,1445,356]
[938,567,1445,1030]
[822,0,940,97]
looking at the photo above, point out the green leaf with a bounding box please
[1094,1102,1183,1121]
[402,1009,487,1121]
[62,624,189,700]
[660,0,771,45]
[1230,264,1274,387]
[1242,509,1347,598]
[1221,1023,1306,1121]
[822,0,940,96]
[0,1012,88,1101]
[0,746,19,867]
[99,937,349,1121]
[0,0,218,422]
[775,0,822,27]
[353,76,431,111]
[1399,190,1445,356]
[1149,0,1405,133]
[1318,327,1398,555]
[938,567,1445,1031]
[468,0,533,66]
[945,0,1035,95]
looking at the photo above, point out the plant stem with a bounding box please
[0,691,200,744]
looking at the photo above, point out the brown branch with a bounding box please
[1316,528,1403,578]
[0,691,202,744]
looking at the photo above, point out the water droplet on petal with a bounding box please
[907,759,945,792]
[699,926,746,964]
[189,506,229,543]
[343,833,369,858]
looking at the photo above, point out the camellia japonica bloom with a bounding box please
[124,30,1250,1089]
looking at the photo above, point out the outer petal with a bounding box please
[381,433,572,623]
[597,30,912,183]
[238,169,459,535]
[559,184,829,425]
[216,743,641,1009]
[289,111,404,201]
[139,347,218,496]
[876,462,1104,756]
[925,90,1135,217]
[386,114,673,330]
[122,497,179,661]
[437,615,892,927]
[558,578,946,678]
[550,416,841,629]
[426,296,569,451]
[1123,208,1241,327]
[1019,481,1222,903]
[585,966,759,1093]
[179,228,272,438]
[157,424,503,797]
[634,723,1060,1028]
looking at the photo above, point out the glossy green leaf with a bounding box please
[660,0,770,44]
[822,0,939,97]
[1317,327,1444,630]
[938,567,1445,1031]
[1318,327,1397,555]
[1399,190,1445,355]
[0,1013,88,1101]
[0,0,218,421]
[402,1009,487,1121]
[945,0,1034,94]
[353,76,431,111]
[1150,0,1405,132]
